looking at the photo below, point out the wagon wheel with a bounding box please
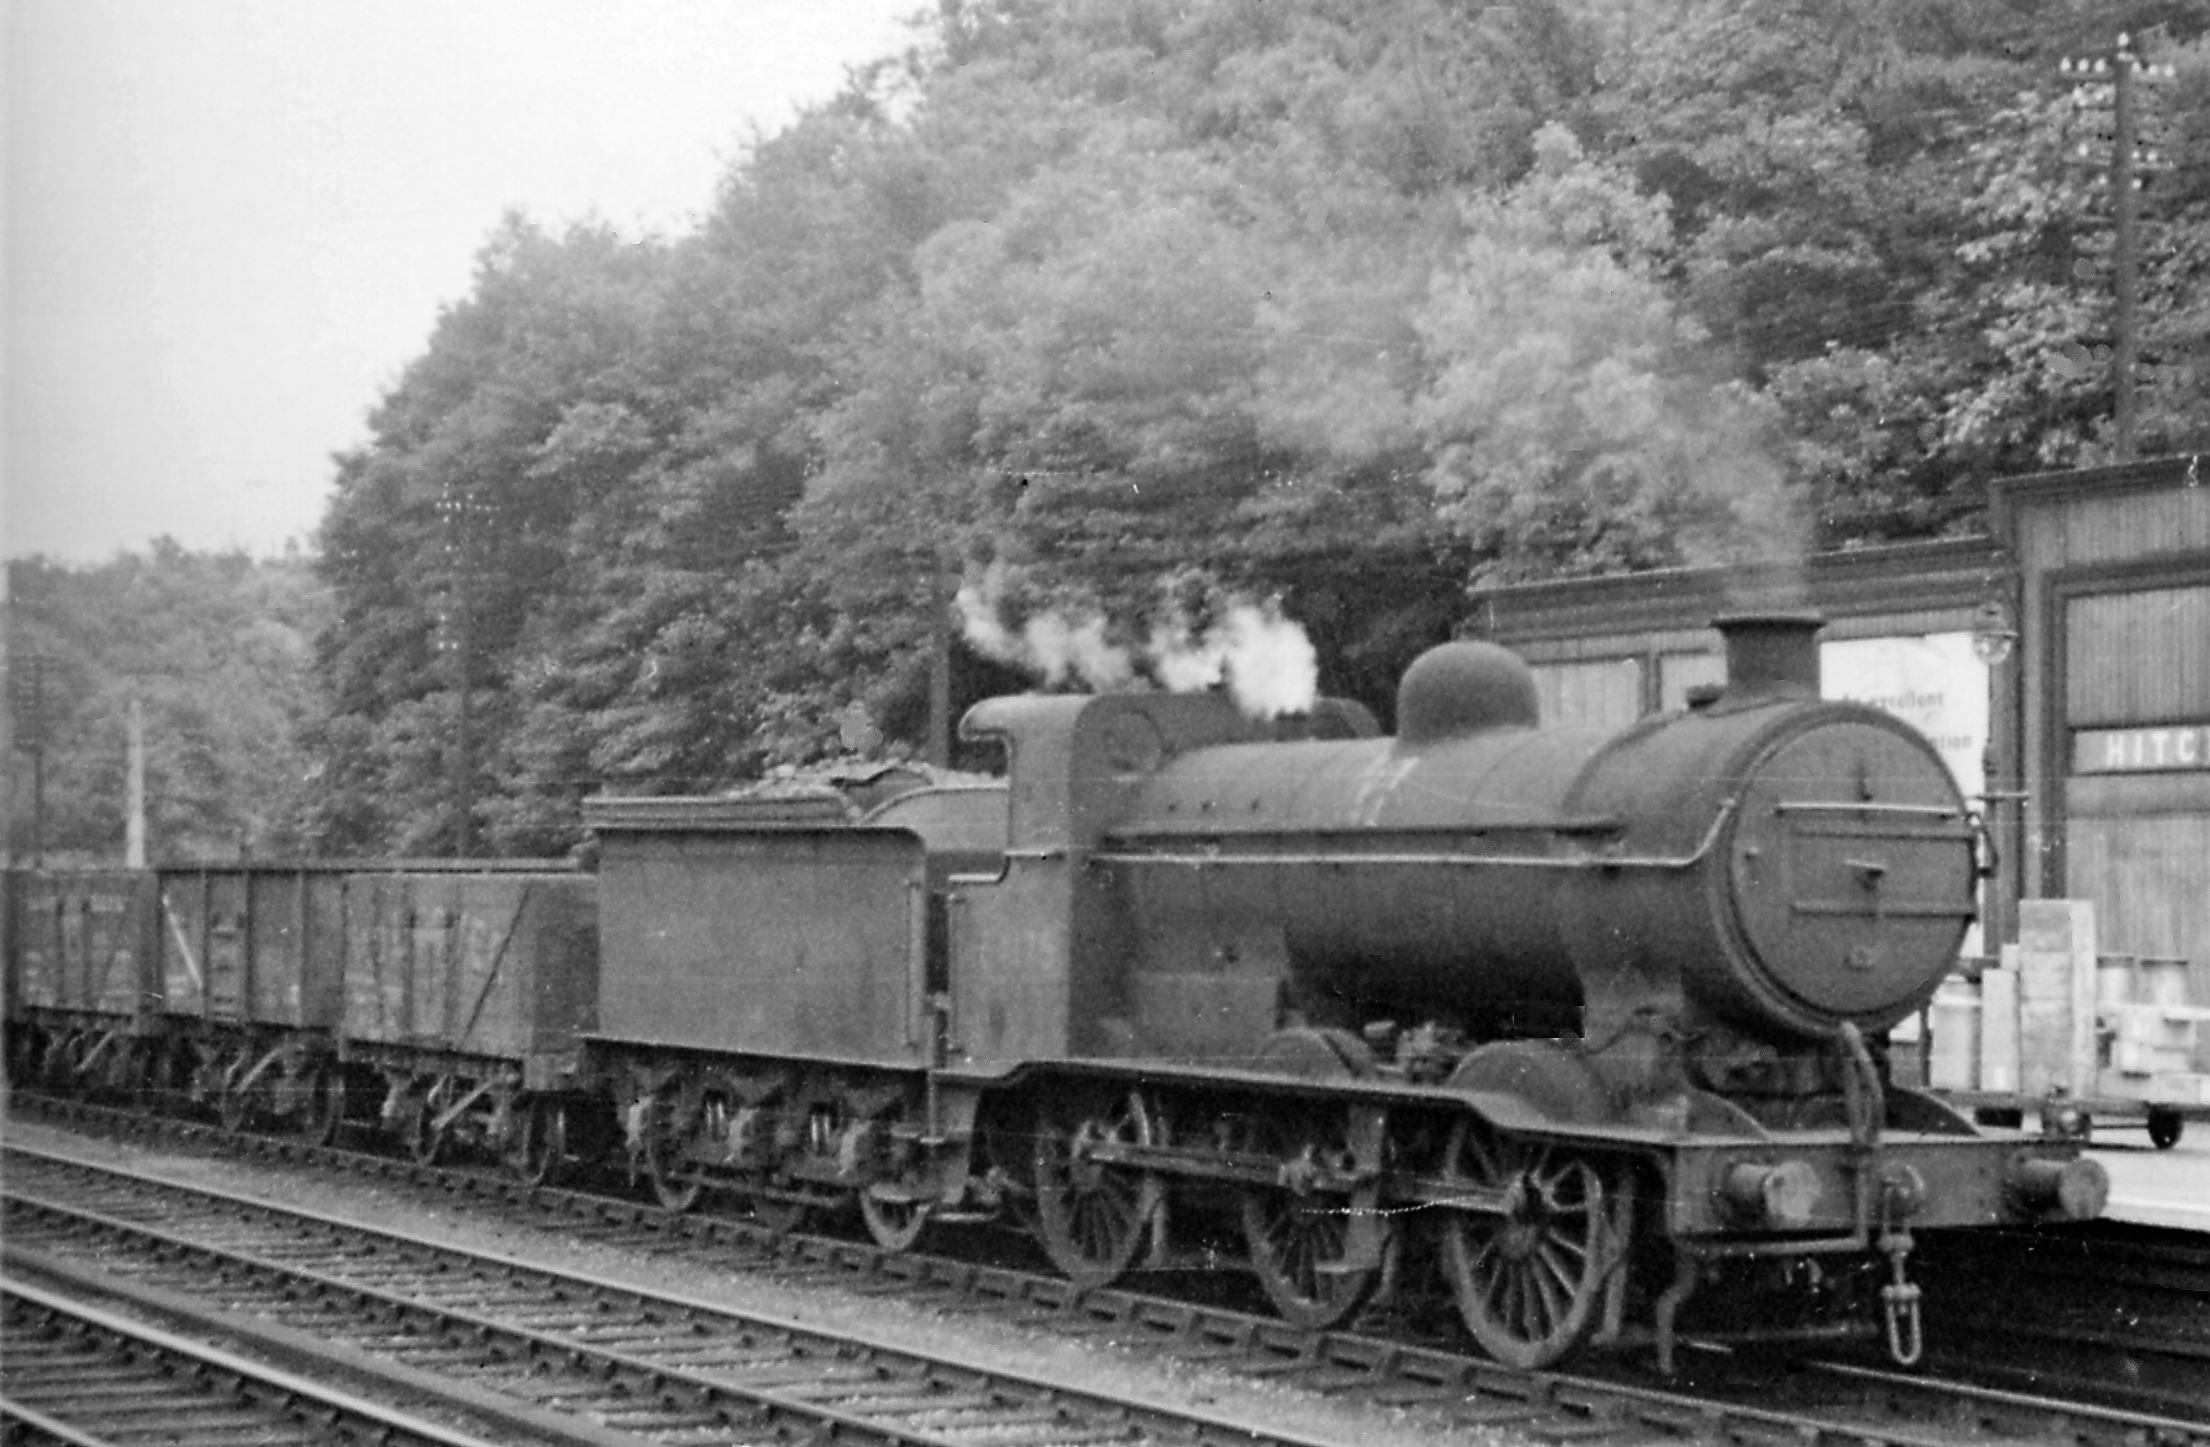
[4,1027,43,1087]
[43,1031,85,1091]
[644,1092,706,1212]
[1435,1119,1615,1369]
[101,1039,150,1104]
[749,1190,812,1234]
[502,1097,568,1187]
[1238,1031,1392,1329]
[409,1077,458,1167]
[217,1056,261,1135]
[859,1116,934,1252]
[1032,1089,1162,1289]
[301,1065,347,1148]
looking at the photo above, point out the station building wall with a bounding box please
[1992,456,2209,1035]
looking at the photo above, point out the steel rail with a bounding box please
[2,1148,1349,1447]
[1,1272,552,1447]
[9,1126,2204,1447]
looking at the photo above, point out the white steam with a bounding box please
[955,563,1318,718]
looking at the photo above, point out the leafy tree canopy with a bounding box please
[6,545,330,863]
[298,0,2210,854]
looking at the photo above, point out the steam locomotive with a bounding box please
[3,613,2108,1371]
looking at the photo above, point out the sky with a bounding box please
[3,0,925,562]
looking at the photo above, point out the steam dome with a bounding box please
[1396,642,1540,743]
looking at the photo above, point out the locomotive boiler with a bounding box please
[1093,612,1981,1111]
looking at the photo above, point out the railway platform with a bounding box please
[2093,1127,2210,1232]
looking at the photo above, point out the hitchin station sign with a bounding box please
[2072,723,2210,773]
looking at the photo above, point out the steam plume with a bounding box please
[955,563,1318,718]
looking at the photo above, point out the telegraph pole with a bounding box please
[2064,35,2174,461]
[2112,35,2141,460]
[439,478,479,857]
[8,652,51,867]
[929,564,953,769]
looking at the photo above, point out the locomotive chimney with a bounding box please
[1712,611,1823,702]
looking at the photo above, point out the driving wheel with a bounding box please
[1032,1089,1162,1288]
[1436,1118,1614,1369]
[1238,1030,1391,1329]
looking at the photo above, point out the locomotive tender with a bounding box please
[4,613,2108,1371]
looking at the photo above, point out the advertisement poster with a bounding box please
[1819,632,1988,802]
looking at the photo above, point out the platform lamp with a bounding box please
[1970,599,2018,664]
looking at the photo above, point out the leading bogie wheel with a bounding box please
[1436,1119,1616,1369]
[1032,1089,1162,1289]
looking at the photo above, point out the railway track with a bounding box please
[2,1142,1359,1447]
[8,1115,2207,1447]
[1,1272,591,1447]
[1914,1220,2210,1418]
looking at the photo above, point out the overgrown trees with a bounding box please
[5,545,329,863]
[298,0,2210,855]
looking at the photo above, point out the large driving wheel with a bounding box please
[1238,1030,1391,1329]
[1032,1089,1162,1289]
[1436,1119,1614,1369]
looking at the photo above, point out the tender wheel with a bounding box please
[858,1116,934,1252]
[1436,1119,1614,1369]
[749,1192,812,1233]
[1032,1090,1162,1289]
[645,1093,705,1212]
[2147,1106,2184,1151]
[503,1097,568,1186]
[1238,1031,1391,1330]
[302,1065,347,1147]
[860,1181,932,1252]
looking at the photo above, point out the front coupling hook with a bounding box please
[1879,1225,1923,1366]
